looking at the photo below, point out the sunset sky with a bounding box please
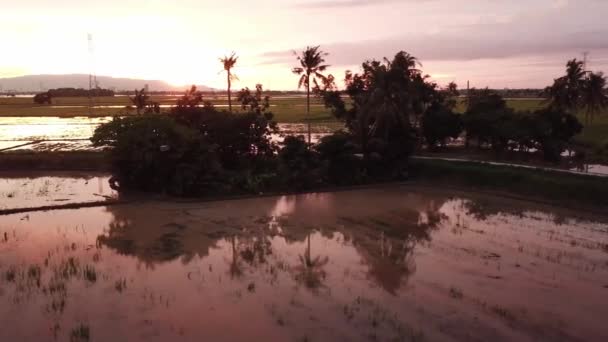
[1,0,607,90]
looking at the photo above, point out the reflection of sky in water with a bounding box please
[0,117,335,150]
[0,174,116,210]
[1,186,607,341]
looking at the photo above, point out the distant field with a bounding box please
[0,95,335,123]
[0,96,606,148]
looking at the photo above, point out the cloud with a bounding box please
[293,0,404,9]
[261,29,608,67]
[260,0,608,68]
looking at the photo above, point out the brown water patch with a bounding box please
[0,187,607,341]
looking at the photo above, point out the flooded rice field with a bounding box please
[0,116,335,151]
[1,184,607,341]
[0,172,116,210]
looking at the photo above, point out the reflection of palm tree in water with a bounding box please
[355,202,446,295]
[228,236,243,279]
[295,233,329,291]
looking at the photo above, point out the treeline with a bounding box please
[47,88,115,97]
[33,88,115,104]
[461,88,544,98]
[92,47,607,196]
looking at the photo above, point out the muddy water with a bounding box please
[0,172,117,210]
[0,186,607,341]
[0,117,335,151]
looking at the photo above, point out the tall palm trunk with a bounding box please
[227,72,232,112]
[306,74,311,144]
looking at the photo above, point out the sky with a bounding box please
[1,0,607,90]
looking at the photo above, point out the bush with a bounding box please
[33,92,52,105]
[91,116,222,195]
[531,107,582,162]
[170,88,277,173]
[316,132,365,185]
[278,135,322,190]
[422,103,463,148]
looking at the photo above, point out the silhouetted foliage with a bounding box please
[220,52,239,112]
[93,84,285,194]
[463,88,582,161]
[581,72,608,124]
[237,84,271,115]
[293,46,329,143]
[315,131,364,185]
[278,135,322,190]
[463,88,515,152]
[545,58,607,124]
[544,59,585,112]
[422,103,463,149]
[33,92,52,104]
[319,51,427,173]
[129,88,155,115]
[47,87,115,97]
[91,115,222,195]
[531,107,583,162]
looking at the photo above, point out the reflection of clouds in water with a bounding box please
[2,188,608,341]
[270,196,295,217]
[269,193,333,219]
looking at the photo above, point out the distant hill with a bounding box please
[0,74,214,92]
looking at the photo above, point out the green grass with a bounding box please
[0,96,606,148]
[409,158,608,207]
[0,95,336,122]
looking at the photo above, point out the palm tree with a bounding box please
[220,52,238,112]
[292,46,329,144]
[581,72,607,124]
[545,59,586,111]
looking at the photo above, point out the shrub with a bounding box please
[422,103,463,148]
[91,116,222,195]
[278,135,323,190]
[316,131,365,185]
[33,92,52,105]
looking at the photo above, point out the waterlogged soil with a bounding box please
[0,172,117,210]
[0,117,336,151]
[0,187,607,341]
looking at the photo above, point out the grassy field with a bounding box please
[0,95,335,122]
[0,96,606,148]
[410,158,608,208]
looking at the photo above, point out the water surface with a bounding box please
[1,186,607,341]
[0,172,116,210]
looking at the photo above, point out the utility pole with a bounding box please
[87,33,95,116]
[582,51,589,72]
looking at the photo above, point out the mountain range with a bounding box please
[0,74,214,92]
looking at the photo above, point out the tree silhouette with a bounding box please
[581,72,607,124]
[292,46,329,144]
[545,58,607,125]
[220,52,239,112]
[544,59,585,112]
[129,88,149,115]
[33,92,52,105]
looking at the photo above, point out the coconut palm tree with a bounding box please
[292,46,329,144]
[581,72,607,124]
[220,52,239,112]
[545,59,586,112]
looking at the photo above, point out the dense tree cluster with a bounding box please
[47,88,115,97]
[92,49,606,196]
[33,88,115,104]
